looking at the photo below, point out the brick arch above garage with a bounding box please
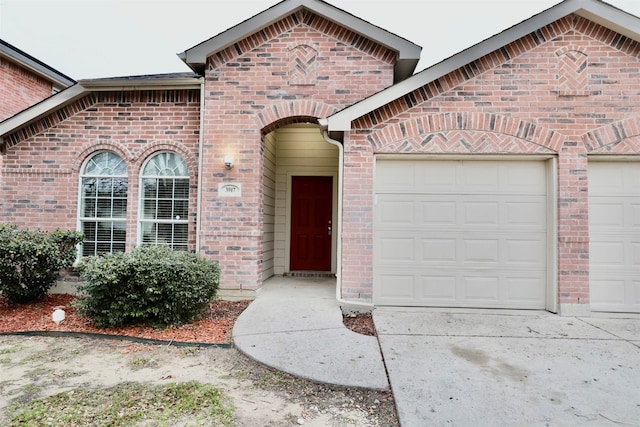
[367,112,566,154]
[583,116,640,154]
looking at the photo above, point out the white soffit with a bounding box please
[324,0,640,132]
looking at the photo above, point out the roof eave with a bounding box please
[0,76,204,143]
[325,0,640,132]
[0,40,75,89]
[78,76,203,91]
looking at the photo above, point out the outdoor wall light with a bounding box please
[224,155,234,170]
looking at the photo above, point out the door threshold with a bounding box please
[284,271,336,278]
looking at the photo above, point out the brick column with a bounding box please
[557,144,590,316]
[340,133,375,301]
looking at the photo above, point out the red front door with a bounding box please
[290,176,332,271]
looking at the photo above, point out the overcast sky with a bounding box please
[1,0,639,80]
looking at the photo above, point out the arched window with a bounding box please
[140,152,189,250]
[79,151,128,256]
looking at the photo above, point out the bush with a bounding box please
[76,245,220,328]
[0,224,84,304]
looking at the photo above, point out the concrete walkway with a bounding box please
[232,276,388,390]
[234,277,640,426]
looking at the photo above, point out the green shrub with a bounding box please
[0,224,84,304]
[76,245,220,328]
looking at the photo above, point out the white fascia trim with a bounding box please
[79,77,203,91]
[325,0,640,132]
[0,47,75,89]
[181,0,420,68]
[0,84,86,138]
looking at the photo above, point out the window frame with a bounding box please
[77,150,128,257]
[138,151,190,251]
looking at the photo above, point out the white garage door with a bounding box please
[374,159,548,309]
[589,162,640,313]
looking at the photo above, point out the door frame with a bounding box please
[285,171,338,273]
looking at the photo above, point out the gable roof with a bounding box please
[321,0,640,132]
[0,39,75,91]
[0,73,202,147]
[178,0,422,83]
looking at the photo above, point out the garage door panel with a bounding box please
[421,238,457,262]
[634,244,640,266]
[377,161,457,193]
[420,276,458,301]
[506,201,547,226]
[377,270,545,309]
[464,202,499,225]
[590,203,625,229]
[590,162,640,195]
[464,239,499,263]
[379,200,415,225]
[503,163,547,193]
[462,276,500,302]
[633,205,640,228]
[379,195,545,231]
[462,163,500,188]
[422,201,457,225]
[376,232,545,268]
[379,237,414,262]
[589,161,640,313]
[506,277,546,304]
[375,159,547,309]
[591,279,625,304]
[376,160,545,195]
[591,241,626,266]
[505,239,547,264]
[591,278,640,311]
[378,275,414,300]
[415,163,458,192]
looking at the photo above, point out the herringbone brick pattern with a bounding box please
[289,45,317,85]
[557,50,588,95]
[376,131,555,154]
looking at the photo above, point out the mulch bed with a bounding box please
[0,294,251,344]
[0,294,378,344]
[342,312,377,336]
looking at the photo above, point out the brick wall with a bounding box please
[199,9,396,292]
[340,15,640,309]
[1,90,201,251]
[0,57,54,121]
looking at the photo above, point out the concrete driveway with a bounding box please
[373,308,640,427]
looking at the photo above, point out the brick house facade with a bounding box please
[1,0,639,315]
[0,39,74,122]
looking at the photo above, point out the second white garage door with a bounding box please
[374,159,548,309]
[589,161,640,313]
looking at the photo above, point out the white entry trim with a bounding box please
[546,157,559,313]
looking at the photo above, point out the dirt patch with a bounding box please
[0,296,397,425]
[0,336,398,426]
